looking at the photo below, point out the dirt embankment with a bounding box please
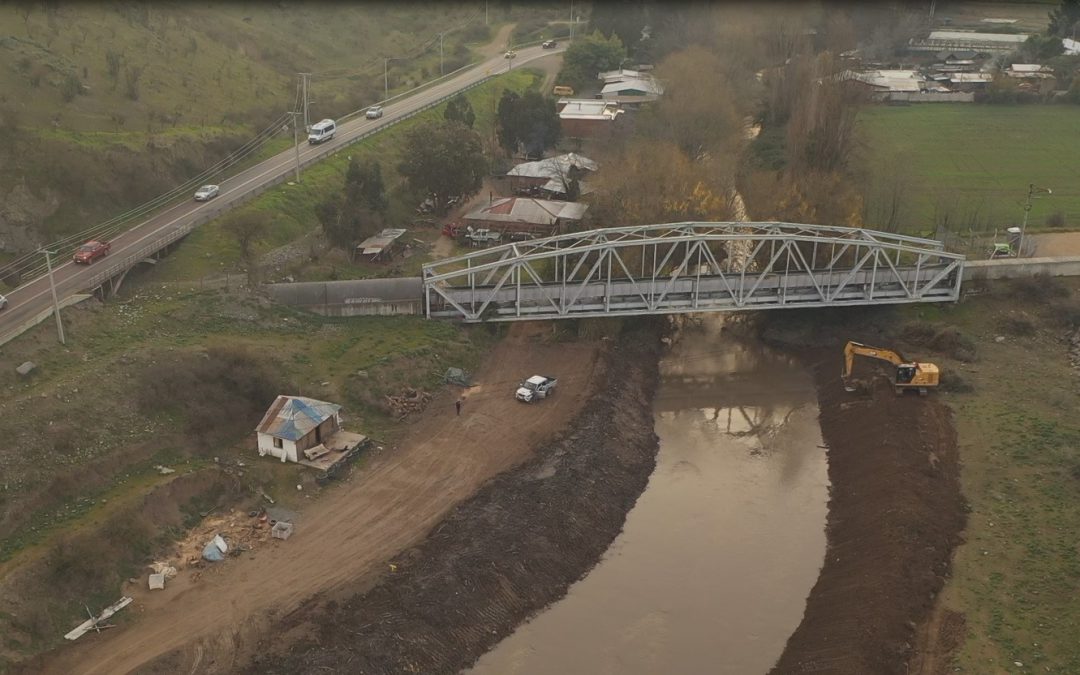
[770,349,967,674]
[242,322,664,675]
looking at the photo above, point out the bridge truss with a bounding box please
[422,222,965,322]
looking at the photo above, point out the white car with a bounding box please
[0,293,7,310]
[504,50,517,59]
[366,105,384,119]
[516,375,557,402]
[194,185,220,201]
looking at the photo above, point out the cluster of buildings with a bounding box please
[842,29,1079,102]
[454,67,665,240]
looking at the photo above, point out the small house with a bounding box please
[506,153,598,197]
[557,99,624,139]
[463,197,587,236]
[1005,64,1057,94]
[256,395,342,463]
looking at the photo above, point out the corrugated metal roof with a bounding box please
[465,197,588,226]
[357,228,407,254]
[558,100,623,121]
[256,395,341,441]
[600,77,664,96]
[928,30,1028,44]
[507,153,598,179]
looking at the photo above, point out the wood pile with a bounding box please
[385,388,431,417]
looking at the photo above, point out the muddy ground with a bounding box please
[761,313,967,675]
[241,321,664,674]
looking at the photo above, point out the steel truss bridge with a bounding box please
[422,222,965,322]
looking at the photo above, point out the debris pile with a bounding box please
[1069,328,1080,373]
[385,388,431,417]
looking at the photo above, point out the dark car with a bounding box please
[73,240,111,264]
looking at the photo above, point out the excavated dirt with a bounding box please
[242,323,664,675]
[770,352,967,675]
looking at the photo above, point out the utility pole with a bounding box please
[42,248,65,345]
[569,0,574,40]
[1019,183,1052,258]
[439,33,445,76]
[485,0,489,26]
[299,72,311,131]
[288,111,302,183]
[384,58,390,100]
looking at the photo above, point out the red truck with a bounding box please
[73,240,111,264]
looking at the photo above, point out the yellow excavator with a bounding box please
[842,341,940,395]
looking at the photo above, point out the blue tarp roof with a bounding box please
[256,395,341,441]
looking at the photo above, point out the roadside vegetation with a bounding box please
[0,3,492,245]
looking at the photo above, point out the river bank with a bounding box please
[243,320,665,674]
[759,313,967,675]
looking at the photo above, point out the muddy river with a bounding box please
[469,318,830,674]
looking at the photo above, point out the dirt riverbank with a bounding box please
[241,321,664,674]
[765,319,966,674]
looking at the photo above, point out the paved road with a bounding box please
[0,43,563,342]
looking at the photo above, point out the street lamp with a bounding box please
[1018,183,1052,257]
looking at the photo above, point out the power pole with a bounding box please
[485,0,489,26]
[569,0,574,40]
[42,248,65,345]
[384,58,390,99]
[439,33,445,76]
[300,72,311,131]
[288,111,302,183]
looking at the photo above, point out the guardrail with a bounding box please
[85,70,510,291]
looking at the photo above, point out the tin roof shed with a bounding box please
[256,396,341,442]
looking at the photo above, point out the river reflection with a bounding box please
[469,318,829,675]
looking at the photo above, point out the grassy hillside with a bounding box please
[0,2,495,244]
[856,105,1080,236]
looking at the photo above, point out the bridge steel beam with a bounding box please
[422,222,966,322]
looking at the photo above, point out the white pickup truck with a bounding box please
[515,375,557,403]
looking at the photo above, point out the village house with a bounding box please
[463,196,587,237]
[506,153,598,198]
[841,69,925,99]
[256,395,365,467]
[557,99,624,139]
[596,68,664,105]
[910,30,1029,53]
[1005,64,1057,94]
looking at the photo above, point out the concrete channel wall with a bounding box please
[964,256,1080,281]
[267,278,423,317]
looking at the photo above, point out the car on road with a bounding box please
[73,240,111,264]
[307,118,336,144]
[504,50,517,59]
[366,105,384,119]
[541,40,557,49]
[194,184,220,201]
[0,293,7,310]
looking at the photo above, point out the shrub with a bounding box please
[939,371,974,393]
[997,316,1036,337]
[137,346,284,452]
[929,328,978,362]
[1008,275,1071,303]
[1045,211,1066,228]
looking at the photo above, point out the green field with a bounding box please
[856,105,1080,236]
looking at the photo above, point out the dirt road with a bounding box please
[36,325,602,675]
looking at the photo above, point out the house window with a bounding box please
[273,437,283,449]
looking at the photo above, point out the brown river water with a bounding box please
[469,318,829,674]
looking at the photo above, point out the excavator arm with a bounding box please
[842,341,906,380]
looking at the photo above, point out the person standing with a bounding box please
[455,398,463,416]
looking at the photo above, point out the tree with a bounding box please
[398,121,486,213]
[223,211,268,264]
[1048,0,1080,37]
[495,90,560,157]
[318,157,387,253]
[639,46,743,160]
[556,31,627,92]
[1020,34,1065,62]
[444,94,476,128]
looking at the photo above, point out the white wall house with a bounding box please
[255,395,342,463]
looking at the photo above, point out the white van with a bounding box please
[308,119,336,144]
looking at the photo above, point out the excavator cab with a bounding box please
[842,341,939,395]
